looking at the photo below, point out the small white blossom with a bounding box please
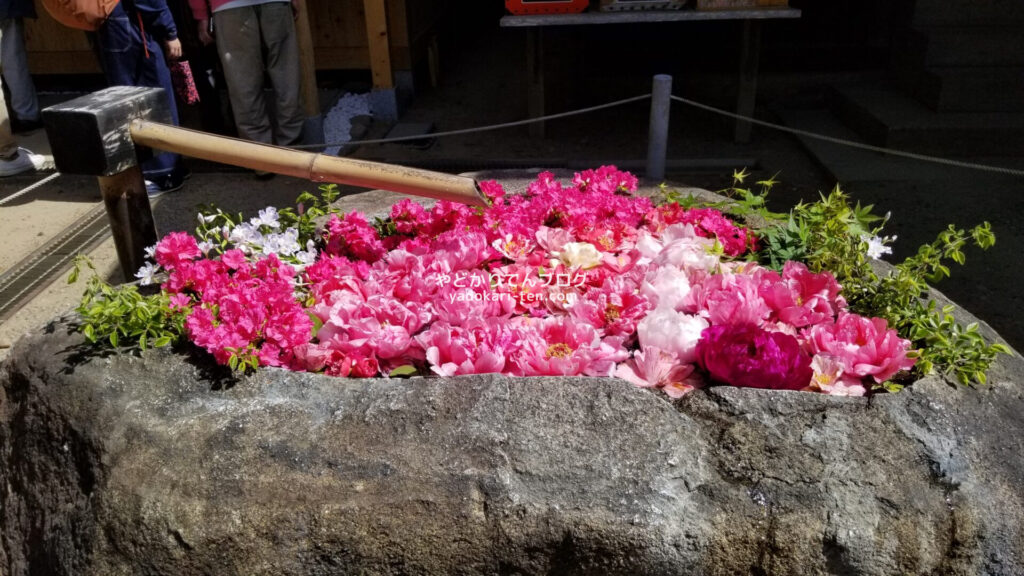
[557,242,603,269]
[229,222,263,247]
[295,250,317,266]
[861,234,894,260]
[134,262,160,286]
[250,207,281,229]
[197,213,217,225]
[144,244,157,259]
[198,240,215,254]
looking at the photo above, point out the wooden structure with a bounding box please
[500,7,801,141]
[23,0,443,89]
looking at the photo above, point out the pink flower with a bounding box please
[685,272,770,327]
[805,354,867,396]
[804,312,916,383]
[641,266,692,311]
[615,345,701,398]
[303,256,369,303]
[389,199,428,236]
[153,231,201,270]
[513,317,619,377]
[637,308,708,364]
[323,212,386,263]
[758,261,844,328]
[696,324,813,390]
[416,318,520,377]
[570,279,651,338]
[572,165,639,196]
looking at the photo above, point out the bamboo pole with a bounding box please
[129,120,487,207]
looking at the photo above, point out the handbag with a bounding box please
[170,60,201,105]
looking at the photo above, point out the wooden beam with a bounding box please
[295,0,320,118]
[363,0,394,89]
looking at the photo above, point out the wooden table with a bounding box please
[500,8,801,141]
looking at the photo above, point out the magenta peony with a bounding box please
[804,312,916,383]
[696,324,813,390]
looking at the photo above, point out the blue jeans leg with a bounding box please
[96,5,183,185]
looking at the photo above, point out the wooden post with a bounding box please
[735,19,762,143]
[294,0,323,144]
[646,74,672,183]
[363,0,393,89]
[97,167,158,282]
[41,86,171,282]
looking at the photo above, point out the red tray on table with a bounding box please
[506,0,589,15]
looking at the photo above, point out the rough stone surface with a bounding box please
[2,180,1022,575]
[1,320,1023,576]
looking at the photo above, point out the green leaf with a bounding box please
[389,365,419,378]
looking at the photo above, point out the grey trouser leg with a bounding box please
[0,18,40,122]
[214,2,303,146]
[0,24,17,158]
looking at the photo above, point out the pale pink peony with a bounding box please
[641,266,692,311]
[804,312,917,383]
[805,354,867,396]
[615,345,702,398]
[636,308,708,364]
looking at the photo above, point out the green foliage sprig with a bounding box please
[68,256,186,351]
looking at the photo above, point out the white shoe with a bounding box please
[0,148,43,177]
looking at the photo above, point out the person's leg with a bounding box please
[256,2,303,146]
[0,72,41,176]
[135,26,184,187]
[94,3,140,87]
[0,18,40,124]
[0,77,19,159]
[214,6,274,144]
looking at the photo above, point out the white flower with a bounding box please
[250,206,280,229]
[641,266,691,311]
[134,262,160,286]
[861,234,893,260]
[635,230,664,261]
[557,242,603,269]
[229,222,263,247]
[654,237,719,273]
[144,244,157,259]
[198,240,215,254]
[295,250,317,266]
[637,308,708,364]
[197,213,216,225]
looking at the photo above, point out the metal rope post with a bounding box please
[646,74,672,182]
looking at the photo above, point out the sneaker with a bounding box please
[145,175,185,198]
[0,148,43,177]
